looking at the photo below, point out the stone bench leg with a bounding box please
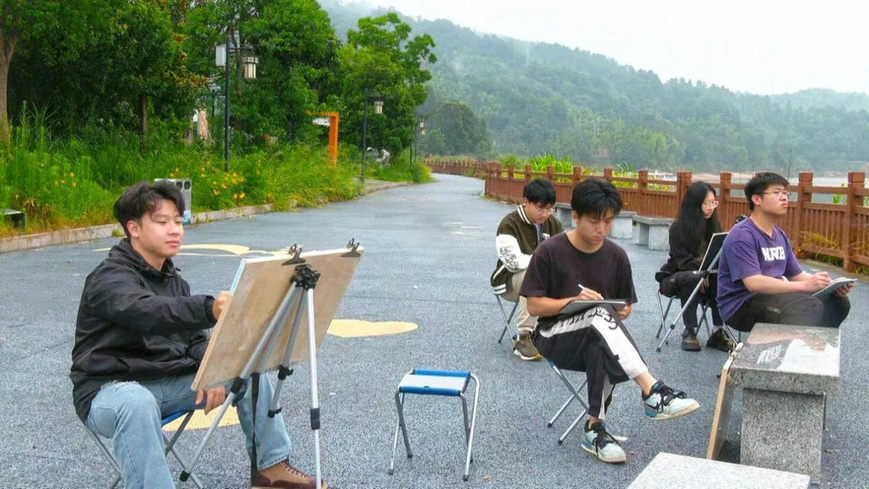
[610,218,632,239]
[555,207,573,229]
[741,388,825,483]
[636,224,650,246]
[648,226,669,251]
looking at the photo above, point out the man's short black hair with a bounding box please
[523,178,557,206]
[571,178,622,219]
[744,172,789,211]
[114,181,185,238]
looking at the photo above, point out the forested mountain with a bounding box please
[320,0,869,173]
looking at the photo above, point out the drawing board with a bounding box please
[192,245,363,390]
[706,342,742,460]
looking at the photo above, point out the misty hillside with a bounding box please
[320,0,869,173]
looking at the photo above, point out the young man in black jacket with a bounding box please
[71,181,323,489]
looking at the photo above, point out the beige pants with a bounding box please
[500,270,536,335]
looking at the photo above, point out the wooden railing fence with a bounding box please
[427,160,869,272]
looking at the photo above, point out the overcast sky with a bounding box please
[352,0,867,95]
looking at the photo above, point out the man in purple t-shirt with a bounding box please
[717,172,852,332]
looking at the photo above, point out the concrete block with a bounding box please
[729,324,841,484]
[741,389,824,482]
[729,323,840,395]
[633,216,673,251]
[554,203,573,229]
[629,452,810,489]
[611,211,635,239]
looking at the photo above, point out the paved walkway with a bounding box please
[0,174,866,488]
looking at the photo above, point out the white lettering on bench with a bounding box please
[756,344,783,364]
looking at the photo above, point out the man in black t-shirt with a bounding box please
[521,178,699,465]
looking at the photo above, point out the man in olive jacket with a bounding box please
[71,181,324,489]
[490,178,564,360]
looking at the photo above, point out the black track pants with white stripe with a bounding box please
[532,305,648,420]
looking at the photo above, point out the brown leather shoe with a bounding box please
[253,460,328,489]
[680,333,701,351]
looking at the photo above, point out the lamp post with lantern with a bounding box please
[360,87,384,183]
[215,33,258,172]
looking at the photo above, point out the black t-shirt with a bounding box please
[520,233,638,330]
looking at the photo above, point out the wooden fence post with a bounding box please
[843,172,865,272]
[676,171,692,212]
[638,169,649,216]
[572,165,583,187]
[546,165,555,182]
[524,165,532,183]
[793,172,813,251]
[719,172,732,227]
[603,168,613,182]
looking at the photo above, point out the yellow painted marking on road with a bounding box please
[328,319,418,338]
[162,408,240,431]
[180,244,251,255]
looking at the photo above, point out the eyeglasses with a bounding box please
[533,204,555,214]
[702,200,719,209]
[763,190,790,199]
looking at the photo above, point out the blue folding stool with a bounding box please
[546,360,590,444]
[86,410,203,488]
[388,369,480,481]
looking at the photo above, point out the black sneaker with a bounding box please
[706,328,735,352]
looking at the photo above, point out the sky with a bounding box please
[352,0,868,96]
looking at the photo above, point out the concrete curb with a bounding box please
[0,180,411,254]
[0,204,273,254]
[359,180,413,195]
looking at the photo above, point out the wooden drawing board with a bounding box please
[706,342,742,460]
[192,246,363,390]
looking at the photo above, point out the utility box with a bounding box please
[154,178,192,224]
[3,208,25,230]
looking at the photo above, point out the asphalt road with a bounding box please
[1,174,866,488]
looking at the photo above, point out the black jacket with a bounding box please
[70,240,216,422]
[657,220,723,279]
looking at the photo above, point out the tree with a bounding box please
[337,12,436,154]
[420,101,492,157]
[0,0,127,139]
[9,0,196,138]
[184,0,339,146]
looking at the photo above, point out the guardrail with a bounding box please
[427,160,868,272]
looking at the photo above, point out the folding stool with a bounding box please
[656,291,740,350]
[494,294,518,345]
[388,369,480,481]
[86,410,203,488]
[546,361,590,445]
[655,289,713,347]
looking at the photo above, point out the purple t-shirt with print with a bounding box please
[716,218,803,321]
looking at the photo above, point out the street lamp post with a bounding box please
[360,88,383,184]
[412,118,425,164]
[216,34,258,172]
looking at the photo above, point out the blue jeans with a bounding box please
[86,373,292,489]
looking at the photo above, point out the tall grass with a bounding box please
[0,114,390,235]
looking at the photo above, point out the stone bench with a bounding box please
[729,323,840,483]
[633,215,673,251]
[554,203,573,229]
[611,211,636,239]
[628,453,810,489]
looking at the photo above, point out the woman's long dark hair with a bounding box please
[674,181,722,248]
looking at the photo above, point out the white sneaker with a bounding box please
[581,421,627,463]
[643,381,699,420]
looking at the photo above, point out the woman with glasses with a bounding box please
[656,182,734,351]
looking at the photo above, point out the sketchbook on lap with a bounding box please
[559,299,627,317]
[812,277,857,299]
